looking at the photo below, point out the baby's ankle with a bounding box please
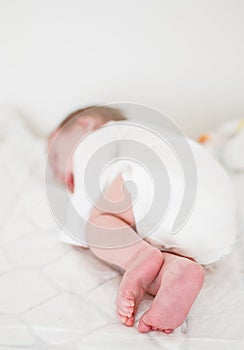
[125,244,162,272]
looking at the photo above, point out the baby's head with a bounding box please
[48,105,125,192]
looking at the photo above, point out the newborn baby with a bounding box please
[48,105,237,333]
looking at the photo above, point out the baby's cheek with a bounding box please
[48,151,58,177]
[67,157,74,173]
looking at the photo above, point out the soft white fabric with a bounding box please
[64,121,237,265]
[199,118,244,171]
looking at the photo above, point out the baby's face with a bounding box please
[48,124,86,191]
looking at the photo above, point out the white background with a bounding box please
[0,0,244,137]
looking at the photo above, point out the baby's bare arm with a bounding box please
[86,175,154,269]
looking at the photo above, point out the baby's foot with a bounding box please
[116,246,163,327]
[138,253,205,333]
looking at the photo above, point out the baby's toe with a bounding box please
[138,317,152,333]
[117,307,134,317]
[117,290,135,320]
[125,315,135,327]
[163,329,173,334]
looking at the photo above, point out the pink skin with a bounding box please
[88,175,205,333]
[137,252,205,332]
[49,119,205,334]
[47,115,104,192]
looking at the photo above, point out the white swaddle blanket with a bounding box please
[61,120,237,265]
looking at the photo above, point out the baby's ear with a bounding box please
[66,172,74,193]
[75,115,98,132]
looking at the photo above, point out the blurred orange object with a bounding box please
[198,134,210,143]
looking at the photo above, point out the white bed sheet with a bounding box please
[0,109,243,350]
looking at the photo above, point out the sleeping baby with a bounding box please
[47,105,237,334]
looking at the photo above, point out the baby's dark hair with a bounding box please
[59,105,126,129]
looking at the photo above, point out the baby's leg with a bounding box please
[87,175,164,327]
[138,252,205,333]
